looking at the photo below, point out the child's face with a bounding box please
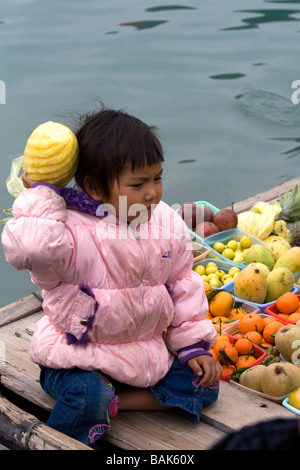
[92,161,163,223]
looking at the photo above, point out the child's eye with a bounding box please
[130,183,143,188]
[155,176,163,181]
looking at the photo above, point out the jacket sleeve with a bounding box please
[165,212,217,355]
[1,185,74,290]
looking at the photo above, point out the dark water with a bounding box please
[1,0,300,306]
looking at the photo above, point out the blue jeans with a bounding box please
[40,359,219,447]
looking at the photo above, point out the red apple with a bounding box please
[213,208,238,232]
[195,221,219,238]
[178,202,205,229]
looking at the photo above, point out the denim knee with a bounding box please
[40,367,119,446]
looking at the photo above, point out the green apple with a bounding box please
[240,235,252,249]
[194,265,206,276]
[209,277,222,288]
[213,242,225,253]
[227,240,238,251]
[222,248,234,260]
[206,265,218,275]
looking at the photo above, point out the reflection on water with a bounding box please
[210,73,246,80]
[221,9,300,30]
[146,5,197,12]
[269,137,300,159]
[119,20,168,30]
[235,88,300,126]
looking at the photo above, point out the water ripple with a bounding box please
[235,88,300,126]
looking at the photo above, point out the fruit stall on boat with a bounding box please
[0,177,300,451]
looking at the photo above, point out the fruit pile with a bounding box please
[266,292,300,324]
[210,334,262,379]
[233,243,297,304]
[235,320,300,398]
[178,202,238,238]
[194,262,240,288]
[212,234,252,264]
[205,290,250,333]
[238,361,300,398]
[227,311,284,348]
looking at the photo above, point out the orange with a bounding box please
[276,292,299,314]
[289,312,300,323]
[262,316,277,327]
[204,282,213,295]
[221,365,235,375]
[262,320,283,345]
[238,313,264,334]
[277,313,291,320]
[209,291,234,317]
[214,334,231,344]
[214,342,238,365]
[234,338,254,355]
[227,307,247,321]
[233,332,244,339]
[244,330,262,345]
[235,355,256,368]
[209,349,220,362]
[213,340,231,354]
[261,341,272,349]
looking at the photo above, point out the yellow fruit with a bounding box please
[265,267,294,303]
[234,264,267,303]
[273,246,300,273]
[194,265,206,276]
[288,389,300,410]
[22,121,79,187]
[240,235,252,249]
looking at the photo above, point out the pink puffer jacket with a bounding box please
[1,185,216,387]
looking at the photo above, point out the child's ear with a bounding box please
[84,176,102,201]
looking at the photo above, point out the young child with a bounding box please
[1,107,221,448]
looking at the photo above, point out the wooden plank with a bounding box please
[105,411,225,450]
[0,292,43,328]
[200,380,295,433]
[0,395,91,450]
[227,176,300,213]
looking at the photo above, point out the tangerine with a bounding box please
[234,338,254,355]
[204,282,213,295]
[289,312,300,323]
[276,292,299,314]
[227,308,247,321]
[209,349,220,362]
[244,330,262,345]
[215,343,238,365]
[262,316,277,327]
[221,365,236,375]
[238,313,264,334]
[262,320,283,345]
[214,334,231,344]
[209,291,234,317]
[213,340,231,355]
[235,354,256,368]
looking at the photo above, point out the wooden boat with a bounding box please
[0,177,300,451]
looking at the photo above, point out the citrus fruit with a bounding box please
[238,312,264,334]
[276,292,299,314]
[209,291,234,317]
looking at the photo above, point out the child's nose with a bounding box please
[144,185,157,201]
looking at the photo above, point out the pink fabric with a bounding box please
[1,186,216,387]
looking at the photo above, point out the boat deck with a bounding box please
[0,177,299,450]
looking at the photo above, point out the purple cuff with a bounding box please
[31,182,60,194]
[177,341,212,366]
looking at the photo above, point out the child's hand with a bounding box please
[187,354,222,387]
[22,173,36,189]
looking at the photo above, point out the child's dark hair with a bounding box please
[75,106,164,200]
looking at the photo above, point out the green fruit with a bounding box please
[240,235,252,249]
[273,246,300,273]
[213,242,225,253]
[234,264,267,303]
[222,248,234,260]
[244,244,276,271]
[265,267,294,303]
[227,240,238,251]
[194,265,206,276]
